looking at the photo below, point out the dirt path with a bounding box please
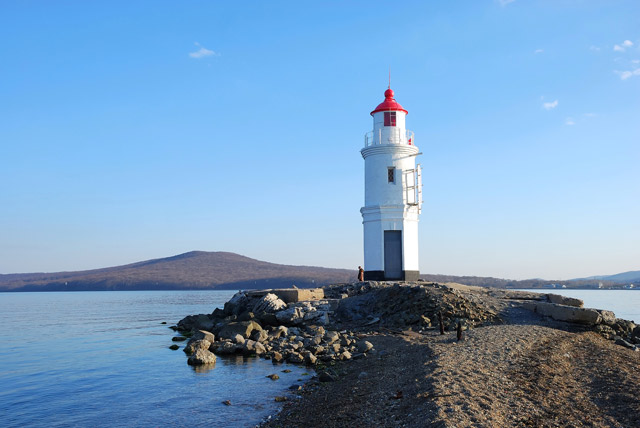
[261,284,639,427]
[263,333,439,428]
[263,326,639,428]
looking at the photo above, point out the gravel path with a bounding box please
[262,286,640,428]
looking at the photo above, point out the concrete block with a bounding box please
[535,302,601,325]
[547,294,584,308]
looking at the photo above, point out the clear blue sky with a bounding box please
[1,0,638,280]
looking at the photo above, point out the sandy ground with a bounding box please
[262,290,640,428]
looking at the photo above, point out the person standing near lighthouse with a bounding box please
[360,85,422,281]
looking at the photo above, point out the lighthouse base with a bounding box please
[364,270,420,282]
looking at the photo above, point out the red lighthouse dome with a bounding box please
[370,87,408,116]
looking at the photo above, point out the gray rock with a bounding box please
[615,337,638,351]
[310,345,325,355]
[324,331,340,344]
[254,342,267,355]
[304,352,317,365]
[303,310,329,325]
[251,329,269,343]
[547,294,584,308]
[237,311,255,322]
[191,330,215,343]
[339,350,352,360]
[224,292,248,316]
[275,307,304,325]
[218,321,263,340]
[270,325,289,339]
[598,310,617,326]
[187,348,217,365]
[287,352,304,364]
[215,341,238,355]
[308,326,325,336]
[356,340,374,353]
[253,293,287,314]
[242,339,257,354]
[184,339,212,356]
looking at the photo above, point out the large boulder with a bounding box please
[187,348,217,366]
[598,310,616,326]
[224,292,249,316]
[177,314,215,332]
[191,330,215,343]
[275,307,304,325]
[253,293,287,314]
[184,339,212,356]
[218,321,263,340]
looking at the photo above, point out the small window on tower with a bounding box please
[388,167,395,183]
[384,112,397,127]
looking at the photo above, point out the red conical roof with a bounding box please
[370,88,408,116]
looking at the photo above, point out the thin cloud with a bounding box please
[584,113,596,118]
[542,100,558,110]
[565,118,575,126]
[589,45,601,52]
[616,69,640,80]
[189,42,218,59]
[613,40,634,52]
[498,0,515,5]
[534,49,544,54]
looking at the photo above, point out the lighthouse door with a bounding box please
[384,231,403,279]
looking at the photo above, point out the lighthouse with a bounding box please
[361,86,422,281]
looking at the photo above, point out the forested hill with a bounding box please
[0,251,355,292]
[1,251,637,292]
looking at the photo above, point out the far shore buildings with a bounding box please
[361,87,422,281]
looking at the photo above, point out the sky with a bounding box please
[0,0,638,280]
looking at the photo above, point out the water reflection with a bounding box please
[191,363,216,374]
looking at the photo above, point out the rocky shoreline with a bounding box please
[170,281,640,427]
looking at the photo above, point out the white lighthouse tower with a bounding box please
[361,86,422,281]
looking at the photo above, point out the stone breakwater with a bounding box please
[171,282,640,368]
[172,286,377,367]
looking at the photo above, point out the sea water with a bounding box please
[0,291,310,428]
[521,289,640,322]
[1,289,638,428]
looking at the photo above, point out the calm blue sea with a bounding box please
[0,291,310,428]
[1,289,638,428]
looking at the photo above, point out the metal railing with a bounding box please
[364,128,415,147]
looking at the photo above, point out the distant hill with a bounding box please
[572,271,640,284]
[0,251,356,292]
[1,251,637,292]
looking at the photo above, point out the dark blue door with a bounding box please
[384,231,402,280]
